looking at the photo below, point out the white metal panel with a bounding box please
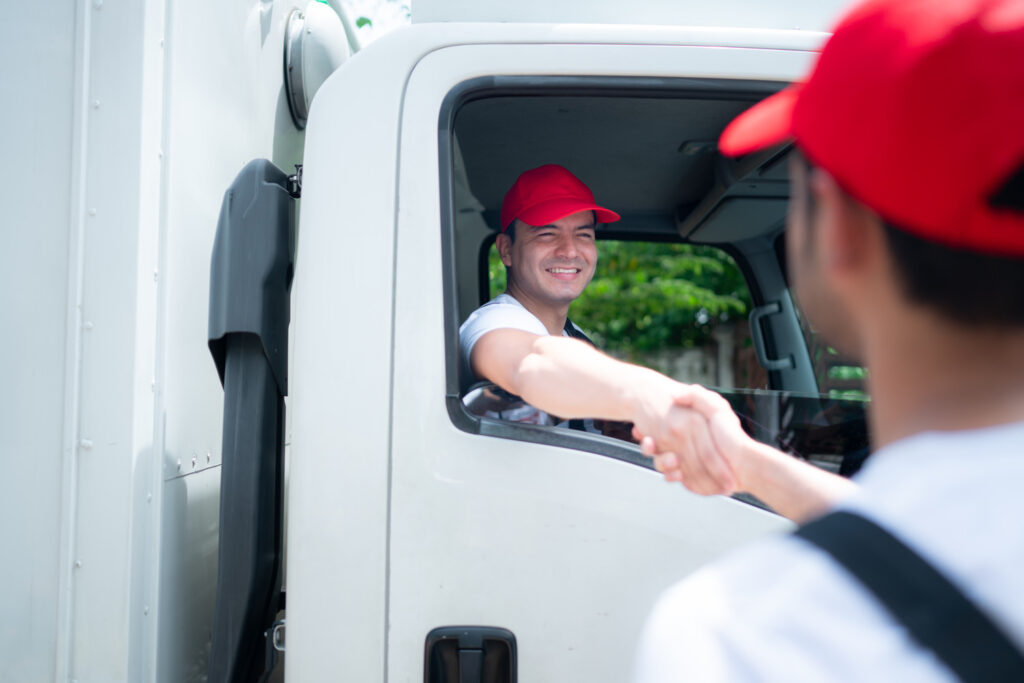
[0,2,77,681]
[156,466,221,682]
[2,0,307,680]
[155,0,304,681]
[65,0,164,679]
[285,33,409,681]
[414,0,855,32]
[388,42,808,681]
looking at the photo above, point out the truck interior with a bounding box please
[441,77,871,482]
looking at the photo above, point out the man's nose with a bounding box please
[553,232,578,258]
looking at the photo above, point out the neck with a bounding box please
[862,312,1024,449]
[504,284,569,336]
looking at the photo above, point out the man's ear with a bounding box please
[809,167,880,273]
[496,233,513,268]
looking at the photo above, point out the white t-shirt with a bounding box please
[634,421,1024,682]
[459,293,586,425]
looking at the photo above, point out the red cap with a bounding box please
[720,0,1024,257]
[500,164,620,232]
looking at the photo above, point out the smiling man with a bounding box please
[459,164,618,424]
[458,165,726,443]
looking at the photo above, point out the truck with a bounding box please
[2,0,867,680]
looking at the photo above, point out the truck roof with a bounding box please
[413,0,853,32]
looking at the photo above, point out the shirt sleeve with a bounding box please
[459,301,548,390]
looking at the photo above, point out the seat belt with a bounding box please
[563,317,595,346]
[562,318,595,431]
[795,511,1024,683]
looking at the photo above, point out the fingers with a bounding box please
[685,411,737,494]
[670,413,733,495]
[641,406,738,496]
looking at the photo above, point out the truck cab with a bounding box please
[279,6,862,680]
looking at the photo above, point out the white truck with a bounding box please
[2,0,866,680]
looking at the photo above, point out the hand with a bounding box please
[631,384,740,496]
[634,384,753,496]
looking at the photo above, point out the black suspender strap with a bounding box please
[563,318,595,432]
[795,511,1024,683]
[563,317,596,346]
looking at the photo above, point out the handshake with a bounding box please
[630,381,855,524]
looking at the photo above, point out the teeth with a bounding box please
[549,268,578,274]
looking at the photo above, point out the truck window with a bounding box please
[487,238,765,390]
[441,80,871,481]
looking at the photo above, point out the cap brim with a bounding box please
[517,199,620,228]
[719,86,801,157]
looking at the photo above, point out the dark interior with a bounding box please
[453,88,793,245]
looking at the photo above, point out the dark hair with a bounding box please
[793,152,1024,327]
[880,221,1024,326]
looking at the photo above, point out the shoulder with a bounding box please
[459,294,547,350]
[635,533,952,682]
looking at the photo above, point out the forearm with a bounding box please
[510,335,674,422]
[737,440,858,523]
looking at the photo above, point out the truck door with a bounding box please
[387,40,816,682]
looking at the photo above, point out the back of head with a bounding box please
[720,0,1024,327]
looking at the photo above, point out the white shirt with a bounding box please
[459,293,551,394]
[459,293,593,427]
[634,421,1024,682]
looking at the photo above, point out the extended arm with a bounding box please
[471,328,739,490]
[472,327,857,522]
[642,388,859,523]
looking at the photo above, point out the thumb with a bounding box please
[671,385,724,419]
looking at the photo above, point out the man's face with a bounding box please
[498,210,598,312]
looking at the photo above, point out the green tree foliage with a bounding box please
[489,240,751,355]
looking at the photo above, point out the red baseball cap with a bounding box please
[500,164,620,232]
[720,0,1024,257]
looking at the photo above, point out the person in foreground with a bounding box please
[633,0,1024,680]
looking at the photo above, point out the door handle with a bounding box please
[425,626,517,683]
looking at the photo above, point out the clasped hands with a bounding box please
[632,384,753,497]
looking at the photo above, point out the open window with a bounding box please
[440,78,871,479]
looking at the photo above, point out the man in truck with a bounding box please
[459,164,736,457]
[633,0,1024,679]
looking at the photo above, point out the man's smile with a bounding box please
[547,266,583,279]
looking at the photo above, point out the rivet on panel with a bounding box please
[146,492,152,502]
[79,439,93,450]
[206,451,211,463]
[75,560,83,569]
[191,456,197,469]
[82,321,94,331]
[153,269,159,282]
[88,208,97,216]
[92,99,101,109]
[176,458,182,471]
[144,605,150,615]
[93,0,102,8]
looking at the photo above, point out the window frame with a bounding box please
[439,76,785,466]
